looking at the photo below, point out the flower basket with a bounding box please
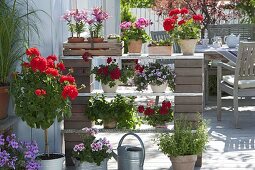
[150,82,168,93]
[73,158,108,170]
[179,39,198,55]
[128,39,143,53]
[148,46,173,55]
[103,120,117,129]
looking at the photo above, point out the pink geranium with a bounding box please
[120,21,132,30]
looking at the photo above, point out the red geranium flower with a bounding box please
[138,105,145,113]
[144,107,155,116]
[102,66,109,76]
[193,14,203,21]
[47,55,57,61]
[34,89,47,96]
[178,19,186,25]
[107,57,112,64]
[135,64,144,73]
[97,68,103,75]
[110,68,121,80]
[82,52,92,62]
[30,56,47,72]
[180,8,189,14]
[57,62,66,71]
[169,8,180,16]
[171,15,178,20]
[46,58,55,68]
[162,100,172,109]
[60,75,75,84]
[41,89,47,95]
[163,18,175,31]
[26,47,40,57]
[62,85,78,100]
[45,68,59,77]
[159,107,168,115]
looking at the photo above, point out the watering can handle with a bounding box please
[118,132,145,167]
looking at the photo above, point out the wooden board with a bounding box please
[175,60,203,68]
[63,41,123,56]
[175,77,202,85]
[175,96,203,105]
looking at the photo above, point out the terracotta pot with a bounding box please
[150,82,168,93]
[103,120,117,129]
[87,37,104,43]
[67,37,85,43]
[101,82,118,93]
[0,86,9,120]
[148,46,173,55]
[128,39,143,53]
[179,39,198,55]
[170,155,197,170]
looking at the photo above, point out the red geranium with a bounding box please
[62,85,78,100]
[57,62,66,71]
[60,75,75,84]
[163,18,175,31]
[169,8,180,16]
[102,66,109,76]
[34,89,47,96]
[46,58,55,68]
[26,47,40,57]
[178,19,186,25]
[162,100,172,109]
[30,56,47,72]
[47,55,57,61]
[159,107,168,115]
[193,14,203,21]
[135,64,144,73]
[45,68,59,77]
[110,68,121,80]
[144,107,155,116]
[138,105,145,113]
[107,57,112,64]
[180,8,189,15]
[82,52,93,62]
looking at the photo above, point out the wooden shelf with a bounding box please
[0,116,19,131]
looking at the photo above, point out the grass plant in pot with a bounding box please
[72,127,113,170]
[134,62,175,93]
[91,57,134,93]
[62,9,87,43]
[0,0,39,120]
[86,94,141,129]
[156,115,208,170]
[120,18,151,53]
[163,8,203,55]
[11,48,80,170]
[148,39,173,55]
[138,100,173,128]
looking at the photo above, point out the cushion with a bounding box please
[223,75,255,89]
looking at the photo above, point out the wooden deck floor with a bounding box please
[66,97,255,170]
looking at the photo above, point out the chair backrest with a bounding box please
[207,24,255,43]
[235,42,255,82]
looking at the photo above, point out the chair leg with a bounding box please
[234,95,239,128]
[217,66,222,121]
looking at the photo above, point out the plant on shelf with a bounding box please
[0,133,40,170]
[86,94,141,129]
[0,0,39,120]
[155,114,208,170]
[11,47,82,169]
[107,34,121,42]
[163,8,203,55]
[62,9,88,42]
[72,127,113,168]
[91,57,134,93]
[120,18,151,53]
[134,62,175,92]
[148,39,174,55]
[86,7,109,42]
[138,100,173,127]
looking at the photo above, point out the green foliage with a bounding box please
[149,39,173,46]
[176,19,201,40]
[121,0,154,8]
[86,94,141,129]
[156,115,208,157]
[121,5,136,23]
[0,0,39,85]
[237,0,255,23]
[121,27,151,44]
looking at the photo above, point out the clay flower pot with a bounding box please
[128,39,143,53]
[103,120,117,129]
[67,37,85,43]
[148,46,173,55]
[0,86,9,120]
[179,39,198,55]
[170,155,197,170]
[87,37,104,43]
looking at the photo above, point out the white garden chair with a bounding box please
[217,42,255,128]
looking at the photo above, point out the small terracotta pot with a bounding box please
[128,39,143,53]
[148,46,173,55]
[170,155,197,170]
[179,39,198,55]
[87,37,104,43]
[0,86,9,120]
[67,37,85,43]
[104,120,117,129]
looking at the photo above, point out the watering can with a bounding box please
[113,132,145,170]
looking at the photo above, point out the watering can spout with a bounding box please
[112,150,118,161]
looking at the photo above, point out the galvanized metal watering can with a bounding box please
[113,132,145,170]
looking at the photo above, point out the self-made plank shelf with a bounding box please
[63,41,123,56]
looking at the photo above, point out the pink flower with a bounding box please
[92,7,109,23]
[135,17,150,29]
[120,21,132,30]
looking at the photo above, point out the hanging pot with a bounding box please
[128,39,143,53]
[170,155,197,170]
[0,86,9,120]
[87,37,104,43]
[67,37,85,43]
[148,46,173,55]
[37,153,65,170]
[150,82,168,93]
[73,158,108,170]
[101,82,118,93]
[179,39,198,55]
[104,120,117,129]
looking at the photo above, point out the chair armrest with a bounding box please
[217,62,235,72]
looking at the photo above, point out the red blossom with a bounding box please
[47,55,57,61]
[45,68,59,77]
[138,105,145,113]
[169,8,180,16]
[110,68,121,80]
[162,100,172,109]
[107,57,112,64]
[62,85,78,100]
[102,66,109,76]
[60,75,75,84]
[34,89,47,96]
[41,89,47,95]
[144,107,155,116]
[47,58,55,68]
[159,107,169,115]
[135,64,144,73]
[178,19,186,25]
[82,52,92,62]
[180,8,189,14]
[163,18,175,31]
[57,62,66,71]
[26,47,40,57]
[193,14,203,21]
[22,62,30,68]
[171,15,178,20]
[30,56,47,72]
[97,68,103,75]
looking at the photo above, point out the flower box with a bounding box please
[63,41,124,56]
[148,46,173,55]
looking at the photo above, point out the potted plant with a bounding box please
[11,47,80,170]
[91,57,134,93]
[86,94,141,129]
[156,115,208,170]
[62,9,87,43]
[72,127,113,170]
[137,100,173,128]
[134,62,175,93]
[86,7,109,43]
[0,133,40,169]
[148,39,173,55]
[0,0,38,120]
[107,34,121,43]
[120,18,151,53]
[163,8,203,55]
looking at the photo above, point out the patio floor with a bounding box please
[66,96,255,170]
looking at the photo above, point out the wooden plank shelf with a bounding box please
[63,41,123,56]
